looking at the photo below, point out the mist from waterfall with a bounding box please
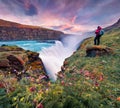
[39,33,93,81]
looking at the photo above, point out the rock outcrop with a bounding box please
[0,45,45,79]
[7,55,25,72]
[0,19,64,41]
[86,45,114,57]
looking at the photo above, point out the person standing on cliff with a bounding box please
[94,26,104,45]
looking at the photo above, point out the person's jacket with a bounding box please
[95,26,102,36]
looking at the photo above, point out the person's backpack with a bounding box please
[99,30,104,36]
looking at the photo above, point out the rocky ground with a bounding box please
[0,45,47,80]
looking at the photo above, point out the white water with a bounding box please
[39,33,93,81]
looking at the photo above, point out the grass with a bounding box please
[0,28,120,108]
[43,28,120,108]
[65,28,120,82]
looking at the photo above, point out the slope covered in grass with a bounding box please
[0,28,120,108]
[42,28,120,108]
[65,27,120,83]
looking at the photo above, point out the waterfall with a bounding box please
[39,33,93,81]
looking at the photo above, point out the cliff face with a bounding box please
[0,19,64,41]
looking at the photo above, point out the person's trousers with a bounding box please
[94,35,101,45]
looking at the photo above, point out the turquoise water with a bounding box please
[0,40,55,52]
[0,34,91,81]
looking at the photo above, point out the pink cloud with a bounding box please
[24,0,30,10]
[71,16,77,24]
[0,0,120,34]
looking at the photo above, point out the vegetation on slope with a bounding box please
[0,28,120,108]
[42,28,120,108]
[0,19,47,29]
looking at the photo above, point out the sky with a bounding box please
[0,0,120,34]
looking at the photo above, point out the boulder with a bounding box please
[26,51,39,62]
[0,59,10,68]
[86,45,113,57]
[0,45,46,80]
[7,55,24,71]
[0,45,24,51]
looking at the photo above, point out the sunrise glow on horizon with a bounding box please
[0,0,120,34]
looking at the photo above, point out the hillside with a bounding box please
[0,19,120,108]
[54,24,120,108]
[104,18,120,31]
[34,22,120,108]
[0,19,64,41]
[0,19,43,28]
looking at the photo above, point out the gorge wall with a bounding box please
[0,19,64,41]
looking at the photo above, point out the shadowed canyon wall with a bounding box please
[0,19,64,41]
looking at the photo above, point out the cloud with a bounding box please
[45,0,87,18]
[25,4,38,16]
[0,0,120,33]
[75,0,120,25]
[0,0,38,16]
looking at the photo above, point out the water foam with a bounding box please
[39,34,92,81]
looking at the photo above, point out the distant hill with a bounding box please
[0,19,44,28]
[87,18,120,37]
[104,18,120,31]
[0,19,64,41]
